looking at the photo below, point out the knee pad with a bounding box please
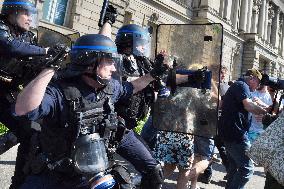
[140,164,164,189]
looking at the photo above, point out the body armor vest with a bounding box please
[26,80,117,175]
[115,56,153,129]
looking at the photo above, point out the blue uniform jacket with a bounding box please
[0,18,46,58]
[23,79,133,126]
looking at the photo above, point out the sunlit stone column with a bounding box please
[267,4,275,43]
[251,0,262,33]
[239,0,249,32]
[281,16,284,56]
[223,0,232,22]
[231,0,241,30]
[219,0,225,17]
[263,1,269,40]
[270,7,280,47]
[258,0,267,38]
[246,0,253,32]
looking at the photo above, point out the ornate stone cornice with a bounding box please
[207,6,219,17]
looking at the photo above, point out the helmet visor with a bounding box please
[116,30,151,57]
[28,9,38,29]
[132,32,151,57]
[96,53,123,83]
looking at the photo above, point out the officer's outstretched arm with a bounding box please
[131,74,155,94]
[98,22,112,39]
[15,68,55,116]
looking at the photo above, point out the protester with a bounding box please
[199,66,230,184]
[249,85,272,143]
[219,68,268,189]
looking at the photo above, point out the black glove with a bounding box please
[191,69,206,83]
[104,5,117,26]
[262,113,278,129]
[46,43,70,70]
[47,43,69,58]
[150,54,169,80]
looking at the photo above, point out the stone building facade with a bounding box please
[1,0,284,80]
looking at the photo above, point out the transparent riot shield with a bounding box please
[152,24,223,138]
[37,26,80,48]
[37,26,80,69]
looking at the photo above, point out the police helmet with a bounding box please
[71,34,119,66]
[115,24,151,57]
[69,34,122,85]
[1,0,37,16]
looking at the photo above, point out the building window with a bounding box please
[42,0,69,26]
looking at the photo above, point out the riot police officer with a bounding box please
[0,0,48,188]
[14,30,167,188]
[114,24,166,189]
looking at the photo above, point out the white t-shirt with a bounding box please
[250,91,273,133]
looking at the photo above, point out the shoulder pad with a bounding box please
[0,20,9,31]
[57,81,82,101]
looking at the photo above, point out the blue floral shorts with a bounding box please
[154,131,194,168]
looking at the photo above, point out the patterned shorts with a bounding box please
[154,131,194,168]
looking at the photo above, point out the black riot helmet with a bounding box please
[1,0,38,29]
[69,34,122,85]
[115,24,151,58]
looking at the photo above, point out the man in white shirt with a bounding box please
[249,85,272,142]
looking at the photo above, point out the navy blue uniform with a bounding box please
[0,17,46,135]
[0,18,45,58]
[0,17,46,189]
[18,78,157,189]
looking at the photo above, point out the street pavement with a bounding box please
[0,145,266,189]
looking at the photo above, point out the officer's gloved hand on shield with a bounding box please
[45,43,70,70]
[150,53,170,80]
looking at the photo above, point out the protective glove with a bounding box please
[104,5,117,26]
[262,113,278,129]
[191,69,206,83]
[150,53,170,80]
[46,43,70,70]
[47,43,69,57]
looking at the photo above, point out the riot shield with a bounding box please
[37,26,80,48]
[37,26,80,69]
[152,24,223,138]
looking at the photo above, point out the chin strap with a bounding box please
[83,72,110,86]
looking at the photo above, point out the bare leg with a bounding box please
[176,167,192,189]
[189,155,211,189]
[163,163,177,178]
